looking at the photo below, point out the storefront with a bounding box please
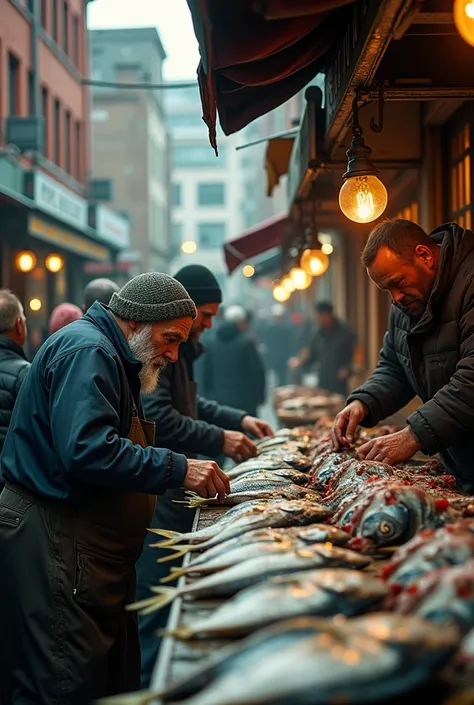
[0,167,128,354]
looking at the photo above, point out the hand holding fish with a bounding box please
[356,426,422,465]
[242,416,274,439]
[184,459,231,501]
[332,400,368,449]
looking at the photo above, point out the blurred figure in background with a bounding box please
[48,303,82,336]
[289,301,356,396]
[0,291,30,478]
[262,303,294,386]
[83,277,120,313]
[202,305,266,417]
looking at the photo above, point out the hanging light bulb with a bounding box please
[281,275,295,293]
[300,248,329,277]
[273,283,290,302]
[321,242,333,255]
[45,253,64,273]
[289,266,312,290]
[15,251,37,272]
[454,0,474,47]
[339,95,388,224]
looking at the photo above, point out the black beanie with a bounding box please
[173,264,222,305]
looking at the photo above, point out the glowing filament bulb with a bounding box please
[454,0,474,46]
[355,178,375,221]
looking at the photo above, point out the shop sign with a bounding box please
[89,204,130,250]
[28,215,109,261]
[30,171,88,231]
[325,0,378,131]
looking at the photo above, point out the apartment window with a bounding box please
[72,15,79,66]
[62,1,69,55]
[52,0,58,41]
[41,86,49,156]
[449,121,472,229]
[173,145,225,167]
[197,222,226,249]
[41,0,47,29]
[172,184,182,207]
[74,120,81,181]
[53,99,60,165]
[8,54,20,116]
[65,111,71,173]
[198,183,225,206]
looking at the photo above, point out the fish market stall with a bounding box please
[273,385,345,427]
[132,424,474,705]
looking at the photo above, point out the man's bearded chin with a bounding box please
[128,326,167,395]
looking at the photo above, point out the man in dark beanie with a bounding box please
[0,272,230,705]
[137,264,273,686]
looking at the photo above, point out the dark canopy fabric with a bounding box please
[186,0,357,152]
[224,213,287,273]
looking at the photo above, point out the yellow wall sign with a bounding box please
[28,216,109,261]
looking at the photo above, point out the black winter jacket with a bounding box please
[201,323,266,416]
[0,337,30,455]
[142,340,246,459]
[349,223,474,492]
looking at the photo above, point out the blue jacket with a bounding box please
[1,303,187,500]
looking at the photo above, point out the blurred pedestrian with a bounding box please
[263,303,294,386]
[203,305,266,417]
[0,291,29,472]
[137,266,272,687]
[0,273,229,704]
[83,277,120,312]
[48,302,82,335]
[289,301,356,396]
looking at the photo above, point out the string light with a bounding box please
[181,241,197,254]
[454,0,474,47]
[289,266,312,290]
[29,298,42,311]
[45,254,64,273]
[273,283,290,302]
[15,251,37,272]
[242,264,255,277]
[281,275,295,293]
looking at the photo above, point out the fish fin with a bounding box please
[158,625,193,640]
[94,689,162,705]
[160,567,187,584]
[147,528,180,538]
[128,587,178,615]
[157,547,194,562]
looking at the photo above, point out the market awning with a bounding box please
[224,212,287,274]
[265,136,295,197]
[186,0,357,151]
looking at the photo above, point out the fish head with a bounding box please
[359,504,410,546]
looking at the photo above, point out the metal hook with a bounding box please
[370,85,384,133]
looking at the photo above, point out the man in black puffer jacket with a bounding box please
[332,219,474,493]
[0,290,29,468]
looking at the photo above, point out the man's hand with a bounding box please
[288,357,301,369]
[223,430,257,463]
[184,459,230,501]
[241,416,274,439]
[332,400,368,450]
[357,426,422,465]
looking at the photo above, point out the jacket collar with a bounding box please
[0,335,27,359]
[83,302,142,397]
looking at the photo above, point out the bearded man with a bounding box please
[333,218,474,493]
[0,272,230,705]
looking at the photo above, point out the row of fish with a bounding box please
[103,423,474,704]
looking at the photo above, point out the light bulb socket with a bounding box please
[342,132,380,180]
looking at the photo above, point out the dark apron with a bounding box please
[0,408,156,705]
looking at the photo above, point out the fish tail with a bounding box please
[160,567,187,584]
[158,625,193,640]
[157,546,194,562]
[94,689,162,704]
[127,586,177,614]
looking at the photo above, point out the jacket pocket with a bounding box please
[0,499,31,528]
[73,544,134,613]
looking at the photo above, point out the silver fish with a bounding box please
[159,523,349,567]
[165,568,388,639]
[180,484,321,508]
[226,459,295,480]
[128,544,370,614]
[231,467,309,486]
[151,499,332,552]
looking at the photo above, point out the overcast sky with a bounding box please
[87,0,200,80]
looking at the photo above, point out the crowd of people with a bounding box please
[2,216,474,702]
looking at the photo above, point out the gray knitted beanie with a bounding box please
[108,272,197,323]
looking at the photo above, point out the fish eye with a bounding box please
[379,520,393,535]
